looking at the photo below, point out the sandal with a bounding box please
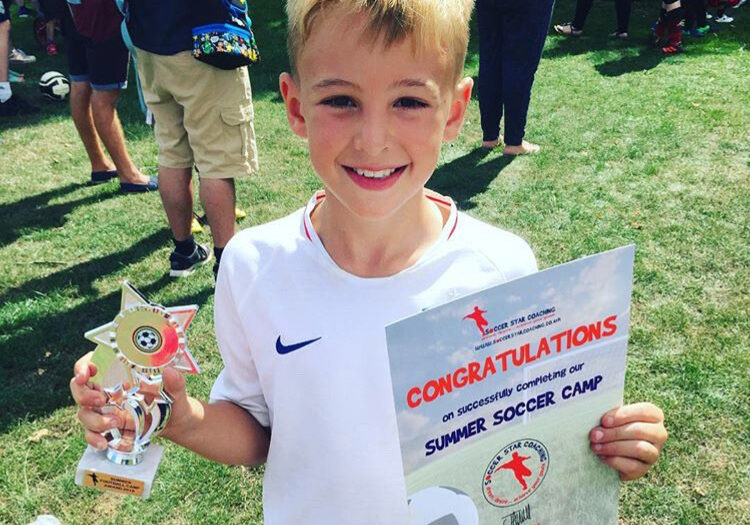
[554,23,583,37]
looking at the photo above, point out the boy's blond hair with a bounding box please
[286,0,475,82]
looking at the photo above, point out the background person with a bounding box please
[61,0,156,191]
[0,0,37,115]
[476,0,555,155]
[554,0,633,38]
[125,0,259,277]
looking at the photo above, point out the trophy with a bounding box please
[74,281,200,498]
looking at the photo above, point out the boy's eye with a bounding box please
[394,97,428,109]
[321,96,357,109]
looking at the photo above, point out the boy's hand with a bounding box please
[70,354,191,449]
[70,352,110,451]
[589,402,668,481]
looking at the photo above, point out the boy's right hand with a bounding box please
[70,353,191,449]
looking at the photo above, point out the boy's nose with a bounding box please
[353,110,390,155]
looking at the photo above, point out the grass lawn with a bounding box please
[1,1,748,524]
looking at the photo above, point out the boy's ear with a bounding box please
[279,72,308,139]
[443,77,474,142]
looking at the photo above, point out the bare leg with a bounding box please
[199,178,236,248]
[159,166,194,242]
[70,81,112,172]
[0,21,9,84]
[90,89,149,184]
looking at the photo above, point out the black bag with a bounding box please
[192,0,260,70]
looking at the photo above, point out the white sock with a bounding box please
[0,82,11,103]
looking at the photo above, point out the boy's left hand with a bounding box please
[589,402,668,481]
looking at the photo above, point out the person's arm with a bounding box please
[157,367,270,465]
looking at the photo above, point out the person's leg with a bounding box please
[177,55,258,272]
[696,0,708,26]
[90,89,151,184]
[70,81,113,172]
[199,178,235,248]
[88,33,152,186]
[0,20,9,91]
[158,166,194,242]
[66,30,114,175]
[684,0,697,29]
[615,0,632,33]
[572,0,595,29]
[659,0,684,51]
[500,0,554,153]
[476,0,504,147]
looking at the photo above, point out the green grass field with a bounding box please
[1,1,748,524]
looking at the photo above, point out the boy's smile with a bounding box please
[280,9,472,224]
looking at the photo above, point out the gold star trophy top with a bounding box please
[74,281,200,498]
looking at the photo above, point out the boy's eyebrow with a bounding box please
[392,78,429,88]
[313,79,359,90]
[393,78,441,98]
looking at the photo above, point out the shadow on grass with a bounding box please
[428,148,515,210]
[0,229,216,432]
[0,182,122,249]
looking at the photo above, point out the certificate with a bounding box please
[386,246,635,525]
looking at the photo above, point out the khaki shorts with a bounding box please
[135,48,259,178]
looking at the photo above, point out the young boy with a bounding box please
[71,1,668,523]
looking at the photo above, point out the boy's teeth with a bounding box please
[352,167,399,179]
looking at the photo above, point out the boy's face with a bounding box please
[280,10,472,221]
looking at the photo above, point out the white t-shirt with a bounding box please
[210,191,537,525]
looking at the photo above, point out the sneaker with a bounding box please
[8,48,36,64]
[609,31,629,38]
[0,95,39,117]
[734,0,747,7]
[683,28,706,37]
[554,23,583,37]
[8,69,24,83]
[696,25,713,34]
[18,6,31,18]
[46,42,58,56]
[662,43,683,54]
[715,14,734,22]
[169,243,212,277]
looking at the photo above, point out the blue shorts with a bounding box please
[0,0,9,24]
[66,32,130,91]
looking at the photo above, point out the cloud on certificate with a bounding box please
[448,349,474,365]
[397,410,431,442]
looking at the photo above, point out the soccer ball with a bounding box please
[134,328,161,351]
[408,486,479,525]
[38,71,70,101]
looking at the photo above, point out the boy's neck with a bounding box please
[311,190,447,278]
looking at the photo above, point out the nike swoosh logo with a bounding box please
[276,336,322,355]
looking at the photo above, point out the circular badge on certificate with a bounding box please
[482,439,549,508]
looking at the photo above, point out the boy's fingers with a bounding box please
[600,403,664,428]
[77,407,119,434]
[598,455,650,481]
[590,439,661,465]
[591,421,668,449]
[72,353,96,384]
[84,430,109,451]
[69,376,107,407]
[162,366,186,400]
